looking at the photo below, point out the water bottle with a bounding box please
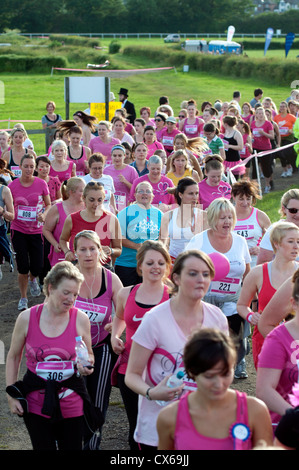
[75,336,92,368]
[156,370,184,406]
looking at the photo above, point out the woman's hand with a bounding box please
[7,396,24,416]
[251,311,261,326]
[111,336,125,355]
[65,250,76,262]
[149,375,184,402]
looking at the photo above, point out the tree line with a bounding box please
[1,0,298,35]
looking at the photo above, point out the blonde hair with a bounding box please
[280,189,299,217]
[207,198,237,231]
[269,220,299,252]
[73,230,107,264]
[169,150,190,173]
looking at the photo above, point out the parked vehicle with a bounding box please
[164,34,180,43]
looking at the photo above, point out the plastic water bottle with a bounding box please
[75,336,91,368]
[156,370,184,406]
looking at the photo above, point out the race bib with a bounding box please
[75,300,107,324]
[185,125,197,134]
[211,277,241,295]
[280,126,289,136]
[252,129,261,137]
[17,205,37,221]
[36,361,74,382]
[235,224,254,240]
[11,166,21,178]
[162,136,174,146]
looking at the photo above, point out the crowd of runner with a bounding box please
[2,85,299,450]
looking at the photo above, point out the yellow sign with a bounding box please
[90,101,122,121]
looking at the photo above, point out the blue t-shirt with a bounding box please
[115,204,163,267]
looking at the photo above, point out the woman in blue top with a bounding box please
[115,181,163,286]
[130,142,149,177]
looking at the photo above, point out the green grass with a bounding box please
[255,184,298,223]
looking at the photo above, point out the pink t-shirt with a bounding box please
[132,299,229,446]
[198,178,232,210]
[159,128,181,154]
[89,137,121,165]
[129,174,175,206]
[250,120,273,150]
[9,177,49,234]
[103,164,138,211]
[258,323,298,426]
[146,141,165,159]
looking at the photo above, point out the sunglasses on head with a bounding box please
[284,205,299,214]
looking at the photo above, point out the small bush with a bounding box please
[109,40,121,54]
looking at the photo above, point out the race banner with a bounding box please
[264,27,274,56]
[285,32,295,58]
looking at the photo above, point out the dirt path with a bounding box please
[0,162,296,450]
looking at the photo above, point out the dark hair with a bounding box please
[231,180,261,204]
[203,122,219,135]
[254,88,263,97]
[223,115,237,127]
[233,91,240,99]
[168,176,198,205]
[73,111,97,131]
[88,153,106,167]
[159,96,169,105]
[36,155,51,166]
[201,101,212,112]
[292,269,299,302]
[184,328,237,378]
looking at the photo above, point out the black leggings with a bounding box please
[252,149,273,179]
[117,372,139,451]
[23,413,84,450]
[11,230,44,276]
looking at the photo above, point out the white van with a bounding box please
[164,34,180,43]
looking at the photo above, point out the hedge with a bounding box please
[123,46,299,86]
[0,55,68,73]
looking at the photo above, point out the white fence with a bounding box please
[1,32,297,39]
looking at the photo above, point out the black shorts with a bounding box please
[11,230,44,276]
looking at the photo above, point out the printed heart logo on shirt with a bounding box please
[213,185,231,198]
[157,181,169,195]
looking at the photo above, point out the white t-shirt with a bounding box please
[132,299,228,446]
[185,230,251,316]
[82,173,115,211]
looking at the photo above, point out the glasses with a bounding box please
[284,205,299,214]
[155,118,162,122]
[136,189,152,194]
[178,115,185,118]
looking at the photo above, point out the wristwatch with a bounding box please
[145,387,152,401]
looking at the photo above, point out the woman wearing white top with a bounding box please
[160,177,207,263]
[185,198,251,378]
[125,249,228,449]
[110,116,134,146]
[232,180,271,267]
[82,153,117,214]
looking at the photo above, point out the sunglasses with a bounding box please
[178,115,185,118]
[155,118,162,122]
[284,205,299,214]
[86,181,104,188]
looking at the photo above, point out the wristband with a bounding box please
[246,312,253,324]
[145,387,153,401]
[64,249,72,256]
